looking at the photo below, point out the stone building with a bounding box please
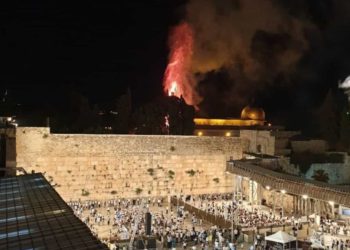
[194,106,300,156]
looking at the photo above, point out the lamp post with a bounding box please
[302,195,309,217]
[281,190,286,218]
[231,174,235,242]
[329,201,335,218]
[265,185,271,210]
[273,190,276,213]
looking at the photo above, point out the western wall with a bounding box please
[14,127,242,201]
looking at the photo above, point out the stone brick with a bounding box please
[14,127,243,201]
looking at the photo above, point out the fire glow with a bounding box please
[168,81,178,96]
[163,23,194,103]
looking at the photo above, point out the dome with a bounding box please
[240,106,265,121]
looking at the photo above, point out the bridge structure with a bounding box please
[226,160,350,218]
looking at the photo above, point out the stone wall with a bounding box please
[0,128,16,170]
[14,127,242,201]
[240,130,275,155]
[305,163,350,185]
[291,140,329,153]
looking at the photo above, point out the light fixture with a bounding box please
[281,189,286,194]
[225,132,231,137]
[266,185,271,190]
[329,201,334,206]
[302,194,308,199]
[197,131,203,136]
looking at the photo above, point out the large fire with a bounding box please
[163,23,194,103]
[168,81,178,96]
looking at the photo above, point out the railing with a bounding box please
[226,161,350,207]
[171,197,309,234]
[171,197,232,228]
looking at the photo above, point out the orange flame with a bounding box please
[163,23,193,103]
[168,81,178,96]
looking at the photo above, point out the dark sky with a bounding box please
[1,1,350,129]
[1,1,184,105]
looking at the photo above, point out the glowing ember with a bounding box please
[163,23,194,103]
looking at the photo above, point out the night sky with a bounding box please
[1,1,350,130]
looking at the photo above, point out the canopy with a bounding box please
[265,231,296,244]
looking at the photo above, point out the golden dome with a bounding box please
[241,106,265,121]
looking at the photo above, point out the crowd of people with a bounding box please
[315,218,350,249]
[184,193,292,228]
[67,195,350,249]
[319,218,350,236]
[67,198,247,249]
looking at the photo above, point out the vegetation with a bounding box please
[147,168,154,176]
[81,189,90,196]
[135,188,143,195]
[186,169,196,177]
[213,177,220,183]
[312,169,329,183]
[290,152,344,173]
[314,89,350,150]
[168,170,175,179]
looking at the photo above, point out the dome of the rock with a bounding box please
[240,106,265,121]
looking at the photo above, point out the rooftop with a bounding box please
[0,173,108,250]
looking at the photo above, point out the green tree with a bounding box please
[312,169,329,183]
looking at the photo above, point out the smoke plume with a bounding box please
[184,0,314,115]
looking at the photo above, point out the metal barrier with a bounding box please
[171,197,309,233]
[171,197,232,228]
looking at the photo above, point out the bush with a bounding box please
[213,177,220,183]
[186,169,196,177]
[147,168,154,176]
[168,170,175,179]
[135,188,143,195]
[81,189,90,196]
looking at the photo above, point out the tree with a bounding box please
[111,88,132,134]
[131,96,195,135]
[312,169,329,183]
[316,90,339,147]
[339,107,350,151]
[131,100,165,134]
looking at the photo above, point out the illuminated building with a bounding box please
[194,106,300,156]
[194,106,266,137]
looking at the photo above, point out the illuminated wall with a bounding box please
[194,118,264,127]
[14,127,243,201]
